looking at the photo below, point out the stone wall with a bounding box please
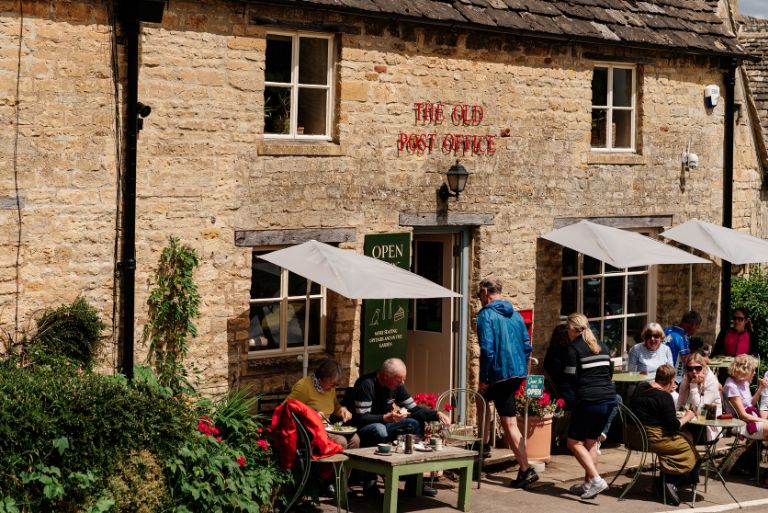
[0,0,764,395]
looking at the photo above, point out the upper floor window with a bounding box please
[264,32,334,139]
[591,64,636,151]
[560,246,653,357]
[249,251,326,355]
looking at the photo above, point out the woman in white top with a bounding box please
[676,353,721,441]
[723,354,768,440]
[628,322,674,374]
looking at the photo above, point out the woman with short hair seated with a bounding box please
[723,354,768,440]
[628,322,674,374]
[677,353,722,442]
[631,364,699,506]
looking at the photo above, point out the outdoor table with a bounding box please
[612,372,655,383]
[688,417,745,507]
[707,357,734,369]
[344,446,476,513]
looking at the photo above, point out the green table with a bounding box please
[612,372,654,383]
[688,417,745,508]
[708,358,734,369]
[344,446,475,513]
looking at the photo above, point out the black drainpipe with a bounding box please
[720,57,737,332]
[118,1,164,380]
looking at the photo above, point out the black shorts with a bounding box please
[568,400,616,441]
[483,377,524,417]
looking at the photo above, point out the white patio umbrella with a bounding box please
[660,219,768,265]
[259,240,461,375]
[542,220,711,268]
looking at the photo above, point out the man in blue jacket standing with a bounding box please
[476,278,538,488]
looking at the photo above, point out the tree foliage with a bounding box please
[731,266,768,364]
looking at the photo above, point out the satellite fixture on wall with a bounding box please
[704,84,720,109]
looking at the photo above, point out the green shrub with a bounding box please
[0,362,191,511]
[732,266,768,365]
[143,237,201,393]
[29,297,106,369]
[102,450,169,513]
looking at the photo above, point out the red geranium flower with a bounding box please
[444,403,453,412]
[236,455,246,467]
[257,439,270,451]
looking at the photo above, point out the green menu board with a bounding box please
[361,233,411,374]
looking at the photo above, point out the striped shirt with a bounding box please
[563,336,616,404]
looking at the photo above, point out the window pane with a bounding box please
[249,303,281,351]
[583,255,600,276]
[605,263,622,274]
[265,35,292,84]
[288,272,321,296]
[583,277,601,318]
[286,299,321,348]
[613,110,633,148]
[592,67,608,105]
[416,241,442,283]
[415,298,442,332]
[562,247,578,277]
[603,318,624,356]
[627,315,647,350]
[264,86,291,134]
[589,320,601,341]
[591,109,607,148]
[297,88,327,136]
[560,280,577,317]
[604,276,624,316]
[612,68,633,107]
[251,256,281,299]
[299,37,329,85]
[627,274,647,313]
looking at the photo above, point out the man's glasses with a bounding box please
[733,316,746,321]
[685,365,703,372]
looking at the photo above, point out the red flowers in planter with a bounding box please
[514,379,565,417]
[413,393,437,409]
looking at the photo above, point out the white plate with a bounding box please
[325,425,357,435]
[413,442,432,452]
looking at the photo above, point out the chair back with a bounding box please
[437,388,485,433]
[283,411,313,513]
[617,401,648,453]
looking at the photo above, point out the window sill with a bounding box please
[245,349,326,369]
[587,152,645,166]
[258,141,345,157]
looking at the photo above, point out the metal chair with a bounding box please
[283,411,349,513]
[611,401,654,501]
[436,388,486,488]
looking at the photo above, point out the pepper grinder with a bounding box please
[405,434,414,454]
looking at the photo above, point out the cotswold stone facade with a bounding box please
[1,0,765,396]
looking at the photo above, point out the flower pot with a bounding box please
[516,414,553,463]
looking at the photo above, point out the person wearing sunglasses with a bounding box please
[676,353,721,441]
[713,308,755,358]
[628,322,674,375]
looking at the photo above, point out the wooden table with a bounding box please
[708,357,734,369]
[344,446,476,513]
[688,417,745,507]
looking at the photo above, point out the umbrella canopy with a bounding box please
[260,240,460,377]
[660,219,768,265]
[542,220,710,268]
[259,240,461,299]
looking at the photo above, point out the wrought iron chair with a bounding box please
[283,411,349,513]
[611,401,655,501]
[436,388,486,488]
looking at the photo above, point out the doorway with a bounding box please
[406,233,461,396]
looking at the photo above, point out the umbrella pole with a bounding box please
[303,280,311,377]
[688,264,692,311]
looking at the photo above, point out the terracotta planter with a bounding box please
[517,414,553,463]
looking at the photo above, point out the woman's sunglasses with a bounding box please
[685,365,703,372]
[733,316,746,321]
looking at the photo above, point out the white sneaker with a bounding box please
[568,482,588,495]
[580,477,608,499]
[595,440,602,456]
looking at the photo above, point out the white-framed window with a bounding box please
[248,250,326,355]
[264,31,334,139]
[560,246,655,357]
[591,63,636,151]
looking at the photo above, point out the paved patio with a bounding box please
[315,437,768,513]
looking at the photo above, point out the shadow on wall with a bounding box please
[532,238,564,371]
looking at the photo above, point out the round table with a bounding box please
[612,372,655,383]
[707,358,734,369]
[687,417,745,507]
